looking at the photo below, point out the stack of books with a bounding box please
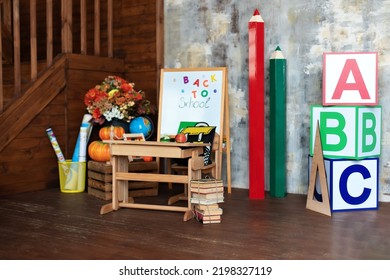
[190,179,224,224]
[193,204,223,224]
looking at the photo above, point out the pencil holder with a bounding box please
[58,160,86,193]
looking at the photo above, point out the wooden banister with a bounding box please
[0,0,115,113]
[80,0,87,55]
[94,0,100,56]
[30,0,37,80]
[107,0,113,58]
[61,0,72,53]
[46,0,53,66]
[12,0,21,97]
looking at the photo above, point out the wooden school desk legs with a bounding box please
[167,154,202,206]
[100,155,134,215]
[183,158,193,221]
[167,166,188,205]
[100,148,204,221]
[183,211,193,221]
[167,189,188,206]
[100,203,114,214]
[182,157,202,221]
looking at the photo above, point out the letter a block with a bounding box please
[323,52,378,105]
[310,105,381,159]
[309,157,378,211]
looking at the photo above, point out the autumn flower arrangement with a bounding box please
[84,76,154,124]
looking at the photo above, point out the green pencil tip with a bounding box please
[275,46,281,51]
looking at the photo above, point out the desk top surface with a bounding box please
[103,140,209,148]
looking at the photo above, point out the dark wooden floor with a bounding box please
[1,186,390,260]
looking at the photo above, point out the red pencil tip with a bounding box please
[253,9,260,16]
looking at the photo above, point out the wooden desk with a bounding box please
[100,140,208,221]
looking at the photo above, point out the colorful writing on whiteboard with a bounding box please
[178,74,218,109]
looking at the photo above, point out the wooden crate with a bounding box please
[87,160,159,200]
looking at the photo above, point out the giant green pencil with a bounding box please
[269,46,287,197]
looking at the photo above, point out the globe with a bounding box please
[129,116,153,139]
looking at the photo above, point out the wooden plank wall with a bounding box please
[0,0,161,195]
[115,0,160,107]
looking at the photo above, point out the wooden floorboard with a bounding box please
[0,186,389,260]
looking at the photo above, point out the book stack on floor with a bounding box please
[190,179,224,224]
[193,204,223,224]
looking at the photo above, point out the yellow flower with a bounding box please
[108,89,118,99]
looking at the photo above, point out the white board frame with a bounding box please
[157,67,227,141]
[157,67,228,183]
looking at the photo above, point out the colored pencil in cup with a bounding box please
[46,127,66,163]
[46,128,76,190]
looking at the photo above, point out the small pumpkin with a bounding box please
[142,156,153,162]
[99,126,125,140]
[88,141,110,162]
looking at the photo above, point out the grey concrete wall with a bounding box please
[164,0,390,201]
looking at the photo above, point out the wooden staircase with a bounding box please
[0,54,125,152]
[0,55,67,153]
[0,54,125,196]
[0,0,128,196]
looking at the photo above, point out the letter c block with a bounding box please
[308,156,378,211]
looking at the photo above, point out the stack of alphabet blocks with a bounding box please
[87,160,159,200]
[310,52,381,212]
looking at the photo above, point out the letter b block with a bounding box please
[310,105,381,159]
[309,157,378,211]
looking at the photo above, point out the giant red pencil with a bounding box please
[248,9,265,199]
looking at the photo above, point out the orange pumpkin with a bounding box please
[143,156,153,162]
[99,126,125,140]
[88,141,110,162]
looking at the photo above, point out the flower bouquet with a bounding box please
[84,76,154,124]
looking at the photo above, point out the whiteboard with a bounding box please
[157,68,227,139]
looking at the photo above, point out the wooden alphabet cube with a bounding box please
[310,105,381,159]
[323,52,378,105]
[308,156,379,211]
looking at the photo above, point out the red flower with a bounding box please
[92,108,101,120]
[120,83,133,93]
[135,92,143,101]
[84,88,98,105]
